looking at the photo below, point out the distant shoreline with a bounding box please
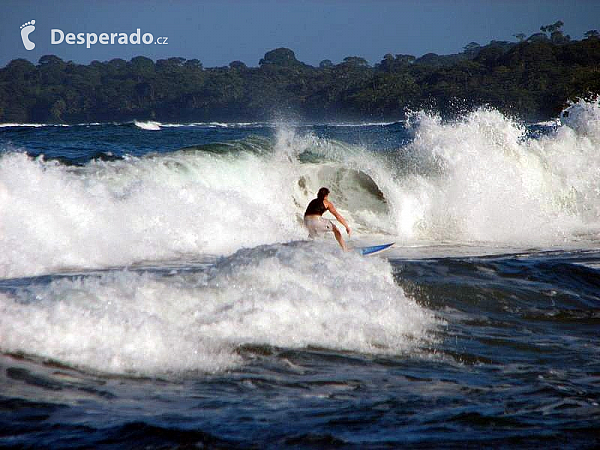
[1,34,599,124]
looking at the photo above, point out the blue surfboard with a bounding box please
[357,242,394,256]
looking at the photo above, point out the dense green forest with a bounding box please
[1,23,599,123]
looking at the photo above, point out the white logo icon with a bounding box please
[20,20,36,50]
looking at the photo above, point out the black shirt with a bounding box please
[304,198,327,216]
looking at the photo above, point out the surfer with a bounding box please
[304,187,351,250]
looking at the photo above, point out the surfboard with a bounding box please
[356,242,394,256]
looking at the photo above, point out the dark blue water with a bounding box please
[1,121,407,163]
[0,120,599,449]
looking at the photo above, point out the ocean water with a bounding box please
[0,102,599,449]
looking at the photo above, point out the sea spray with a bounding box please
[0,149,306,278]
[0,130,395,278]
[388,105,600,244]
[2,101,600,278]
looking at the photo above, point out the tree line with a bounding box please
[1,23,599,123]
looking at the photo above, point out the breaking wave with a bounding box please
[1,100,600,278]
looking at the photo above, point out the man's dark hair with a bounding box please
[317,187,330,200]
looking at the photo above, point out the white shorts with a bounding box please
[304,216,334,238]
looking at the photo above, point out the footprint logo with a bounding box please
[20,20,36,50]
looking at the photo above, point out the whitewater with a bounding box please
[1,100,600,279]
[0,100,598,448]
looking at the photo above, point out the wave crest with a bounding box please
[0,242,438,374]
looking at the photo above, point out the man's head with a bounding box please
[317,187,330,200]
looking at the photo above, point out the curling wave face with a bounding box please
[0,129,393,278]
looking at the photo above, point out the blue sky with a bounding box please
[2,0,599,68]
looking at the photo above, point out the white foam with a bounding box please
[133,120,161,130]
[560,97,600,137]
[160,122,273,128]
[0,242,439,375]
[535,119,560,127]
[0,123,69,128]
[386,103,600,245]
[320,121,401,127]
[0,149,309,278]
[0,127,399,279]
[2,101,600,278]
